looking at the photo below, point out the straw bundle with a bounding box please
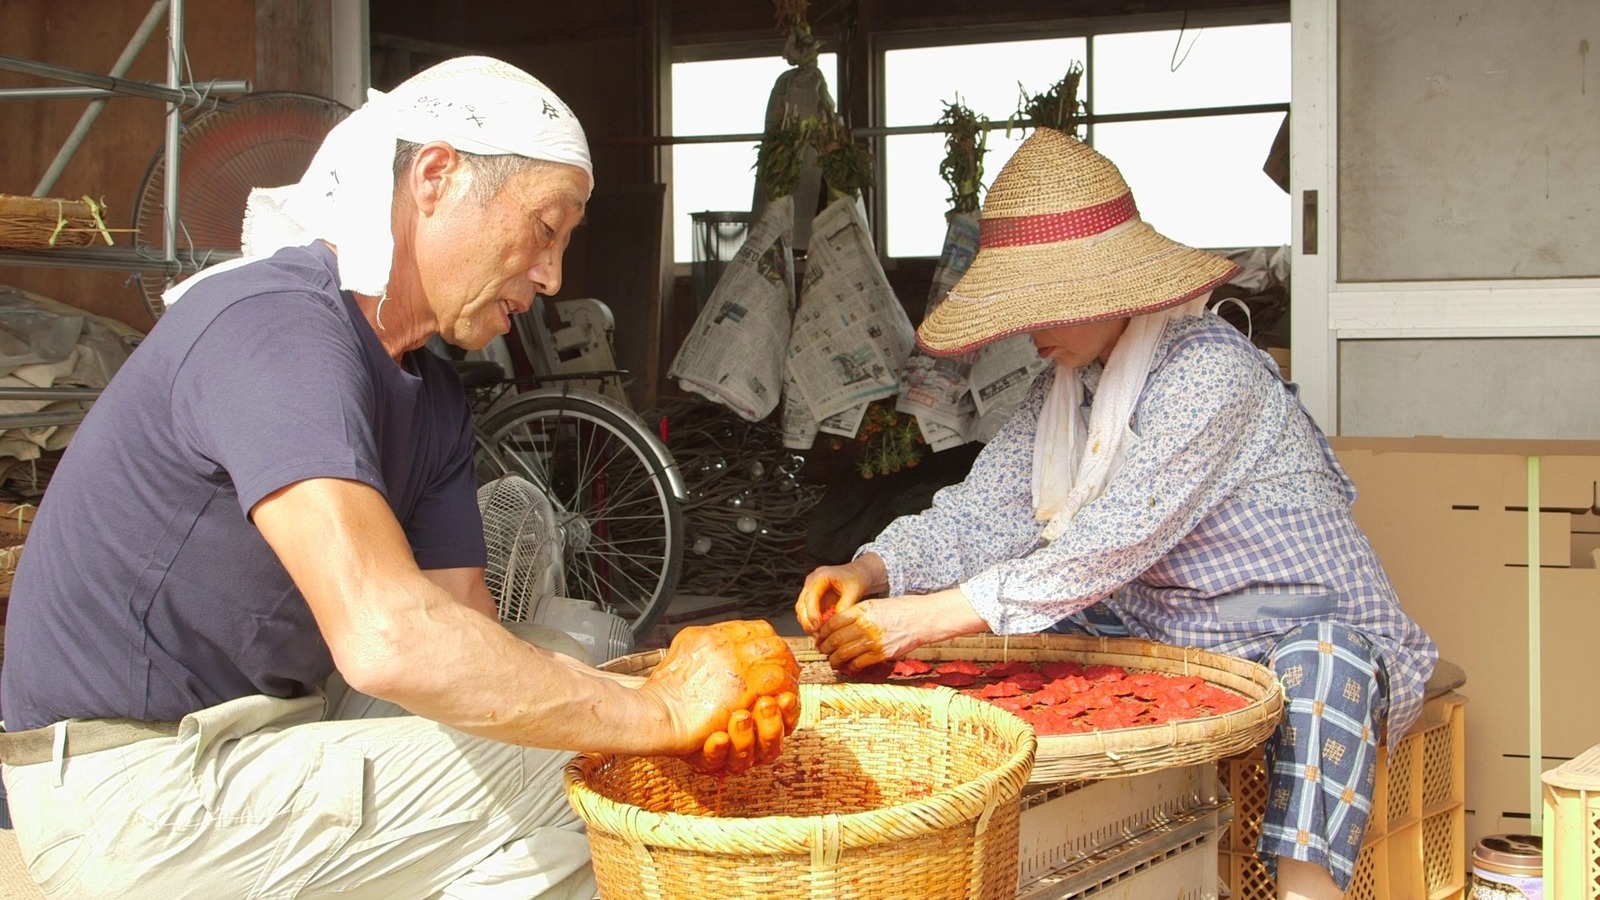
[0,194,129,250]
[0,502,31,598]
[565,682,1037,900]
[604,633,1283,785]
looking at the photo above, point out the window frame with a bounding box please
[662,6,1290,266]
[868,7,1290,260]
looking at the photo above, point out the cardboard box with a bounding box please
[1328,437,1600,853]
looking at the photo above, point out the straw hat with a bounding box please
[917,128,1240,356]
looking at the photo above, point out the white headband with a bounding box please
[238,55,592,299]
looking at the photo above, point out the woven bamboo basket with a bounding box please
[604,633,1283,785]
[564,682,1037,900]
[0,193,130,250]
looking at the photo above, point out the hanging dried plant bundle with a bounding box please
[937,98,989,214]
[774,0,820,66]
[753,113,874,203]
[852,399,925,479]
[755,111,810,201]
[1013,61,1086,137]
[809,115,874,200]
[774,0,810,34]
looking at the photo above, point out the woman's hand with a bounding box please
[638,620,801,775]
[815,588,990,673]
[795,554,888,635]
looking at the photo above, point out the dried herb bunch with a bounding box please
[755,112,809,201]
[774,0,819,66]
[937,98,989,214]
[1014,62,1086,137]
[809,116,874,200]
[837,399,926,479]
[754,113,874,202]
[774,0,810,36]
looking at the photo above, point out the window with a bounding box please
[670,54,839,263]
[882,23,1290,257]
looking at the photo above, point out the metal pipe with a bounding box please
[33,0,170,197]
[0,410,96,430]
[0,82,246,102]
[0,81,247,102]
[0,246,235,274]
[0,388,104,402]
[612,101,1289,146]
[0,54,188,106]
[162,0,184,288]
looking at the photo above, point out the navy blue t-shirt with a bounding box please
[0,243,487,731]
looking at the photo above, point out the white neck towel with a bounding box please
[1032,296,1208,542]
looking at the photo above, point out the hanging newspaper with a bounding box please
[896,211,979,447]
[784,198,916,423]
[779,370,819,448]
[934,212,1046,441]
[668,196,796,422]
[970,336,1047,442]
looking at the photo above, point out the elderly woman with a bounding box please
[797,128,1436,900]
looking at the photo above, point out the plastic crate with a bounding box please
[1218,691,1467,900]
[1018,762,1227,886]
[1018,795,1227,900]
[1542,742,1600,900]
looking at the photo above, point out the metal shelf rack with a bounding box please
[0,0,250,430]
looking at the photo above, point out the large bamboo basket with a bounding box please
[0,194,129,250]
[603,633,1284,785]
[564,682,1037,900]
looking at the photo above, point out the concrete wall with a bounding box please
[1340,338,1600,440]
[1334,0,1600,439]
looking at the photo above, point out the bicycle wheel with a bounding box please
[477,393,685,642]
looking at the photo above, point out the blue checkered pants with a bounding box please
[1048,608,1386,891]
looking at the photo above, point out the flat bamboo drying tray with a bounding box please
[603,633,1284,784]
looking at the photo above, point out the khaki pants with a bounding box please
[4,630,597,899]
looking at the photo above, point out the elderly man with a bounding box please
[0,57,798,899]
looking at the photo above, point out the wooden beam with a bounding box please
[254,0,331,95]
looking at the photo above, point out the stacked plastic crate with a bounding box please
[1218,692,1468,900]
[1014,763,1231,899]
[1542,743,1600,900]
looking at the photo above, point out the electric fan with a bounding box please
[477,475,633,664]
[130,92,350,321]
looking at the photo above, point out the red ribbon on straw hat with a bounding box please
[978,193,1138,248]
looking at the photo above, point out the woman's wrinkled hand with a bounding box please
[795,556,883,636]
[640,620,801,775]
[814,588,988,674]
[814,596,926,673]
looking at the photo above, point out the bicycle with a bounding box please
[458,333,687,645]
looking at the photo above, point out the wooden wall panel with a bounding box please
[0,0,258,332]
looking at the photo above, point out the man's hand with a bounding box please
[795,555,887,635]
[815,588,991,673]
[639,620,801,775]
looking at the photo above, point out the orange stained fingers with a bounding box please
[752,695,785,764]
[777,691,800,732]
[693,731,731,772]
[725,709,756,773]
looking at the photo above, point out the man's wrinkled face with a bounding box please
[419,160,589,351]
